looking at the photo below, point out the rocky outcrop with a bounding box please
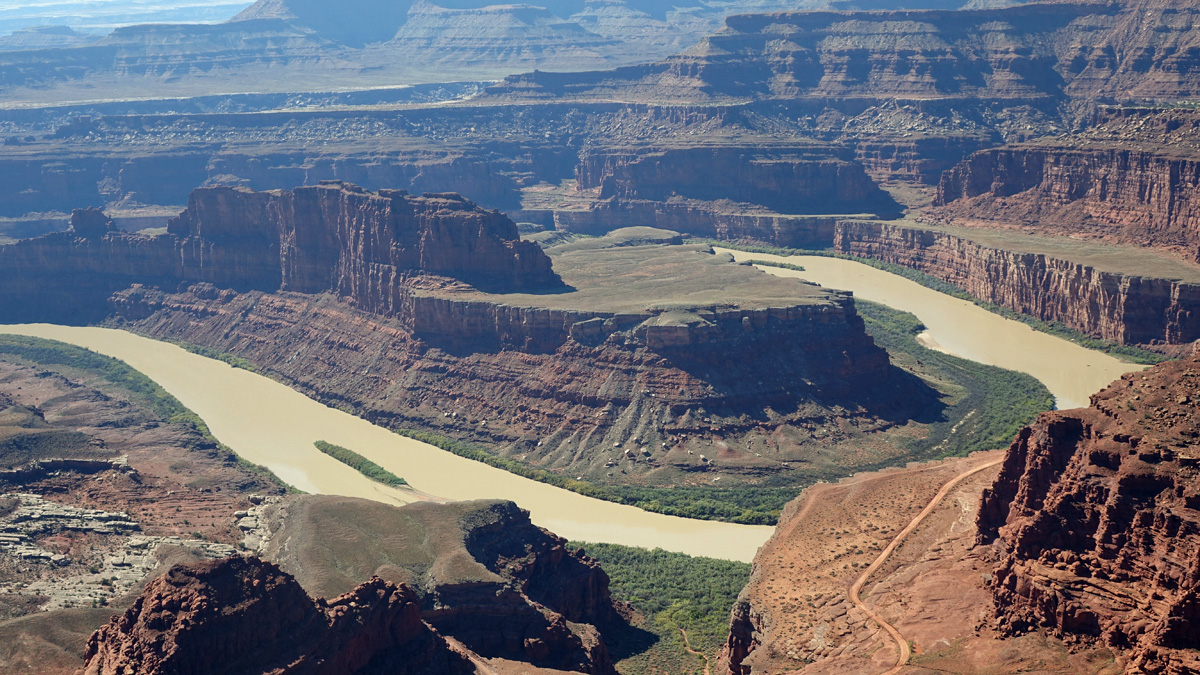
[977,354,1200,675]
[0,182,560,324]
[934,108,1200,262]
[168,183,559,293]
[575,144,897,215]
[259,497,619,674]
[79,555,472,675]
[488,1,1200,105]
[832,220,1200,345]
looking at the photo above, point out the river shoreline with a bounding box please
[0,255,1142,562]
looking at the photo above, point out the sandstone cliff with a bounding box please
[486,1,1200,104]
[934,108,1200,262]
[977,355,1200,674]
[0,182,560,324]
[80,555,473,675]
[832,220,1200,345]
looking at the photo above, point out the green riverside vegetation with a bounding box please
[314,440,407,487]
[393,428,789,524]
[742,258,806,272]
[856,300,1055,458]
[698,238,1166,365]
[571,541,751,675]
[170,340,262,373]
[0,334,295,491]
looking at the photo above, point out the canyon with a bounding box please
[0,184,949,499]
[932,107,1200,261]
[0,335,635,675]
[721,354,1200,675]
[4,1,1200,673]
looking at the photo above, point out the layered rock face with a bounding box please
[80,555,472,675]
[934,108,1200,262]
[575,144,897,215]
[977,355,1200,674]
[260,497,619,674]
[2,185,905,484]
[832,220,1200,345]
[167,183,558,294]
[0,182,559,324]
[109,262,901,484]
[487,0,1200,104]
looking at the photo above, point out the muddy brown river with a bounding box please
[715,249,1142,410]
[0,323,775,562]
[0,255,1142,561]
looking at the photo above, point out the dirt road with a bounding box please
[848,457,1004,675]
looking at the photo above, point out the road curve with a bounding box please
[848,457,1004,675]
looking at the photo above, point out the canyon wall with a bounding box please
[0,142,575,217]
[832,220,1200,345]
[488,0,1200,104]
[977,355,1200,675]
[934,109,1200,261]
[575,144,897,215]
[0,183,559,324]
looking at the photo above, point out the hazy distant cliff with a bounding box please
[0,182,559,323]
[486,0,1200,104]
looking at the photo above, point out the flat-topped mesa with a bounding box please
[977,355,1200,675]
[0,182,561,324]
[108,231,911,485]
